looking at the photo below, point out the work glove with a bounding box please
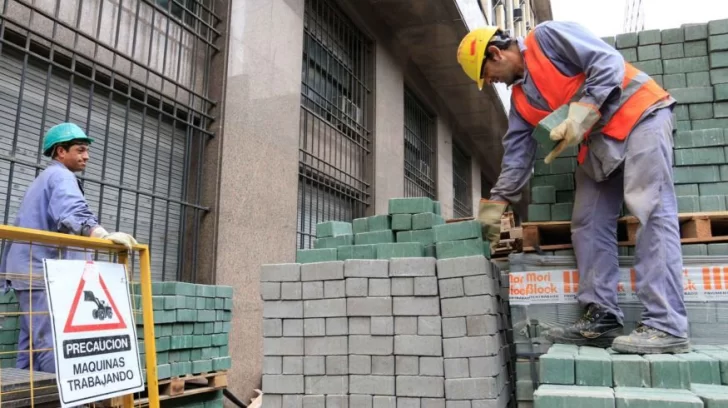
[544,102,601,164]
[90,226,138,251]
[478,199,509,247]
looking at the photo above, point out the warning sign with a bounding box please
[44,260,144,407]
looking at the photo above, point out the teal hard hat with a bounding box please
[42,123,94,157]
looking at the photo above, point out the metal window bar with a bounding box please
[404,89,436,199]
[0,0,219,283]
[452,143,472,218]
[297,0,373,249]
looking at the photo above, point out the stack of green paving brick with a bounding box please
[160,390,224,407]
[523,344,728,407]
[0,290,19,368]
[130,282,233,381]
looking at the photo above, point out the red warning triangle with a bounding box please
[63,261,127,333]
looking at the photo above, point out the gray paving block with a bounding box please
[324,280,346,298]
[327,396,348,408]
[395,317,418,335]
[441,296,496,317]
[304,336,347,355]
[439,278,465,298]
[442,317,467,338]
[371,316,394,335]
[304,299,346,318]
[443,336,498,358]
[414,277,439,296]
[303,395,324,408]
[445,402,470,408]
[616,32,638,48]
[662,27,685,44]
[419,357,445,376]
[390,257,436,277]
[712,51,728,68]
[436,256,491,279]
[344,316,371,336]
[397,376,445,398]
[263,394,282,408]
[638,44,661,60]
[686,40,709,57]
[304,356,325,375]
[304,318,325,337]
[263,374,304,394]
[345,259,389,278]
[350,395,372,408]
[302,282,324,300]
[264,337,304,356]
[685,23,709,40]
[349,375,395,395]
[634,59,663,75]
[463,275,495,296]
[305,375,349,394]
[466,315,498,336]
[326,317,349,336]
[619,48,637,62]
[283,319,304,337]
[397,398,420,408]
[369,279,391,297]
[662,43,685,60]
[347,297,392,316]
[326,355,349,375]
[349,335,394,355]
[444,358,469,379]
[469,355,501,377]
[421,399,445,408]
[301,261,344,281]
[264,319,283,337]
[372,355,395,375]
[394,335,443,356]
[350,355,372,375]
[263,356,282,374]
[265,301,304,319]
[283,356,303,374]
[347,278,369,297]
[373,396,396,408]
[418,316,442,336]
[393,297,440,316]
[261,282,282,300]
[445,378,498,400]
[281,282,302,300]
[639,29,661,45]
[391,277,415,297]
[396,355,420,375]
[261,263,301,282]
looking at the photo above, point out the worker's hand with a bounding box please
[545,102,601,164]
[478,199,508,247]
[90,226,138,251]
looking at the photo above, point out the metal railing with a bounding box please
[404,88,436,199]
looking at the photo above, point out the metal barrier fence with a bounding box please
[0,225,158,408]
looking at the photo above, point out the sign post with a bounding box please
[44,260,144,407]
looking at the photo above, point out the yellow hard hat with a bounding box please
[456,27,499,91]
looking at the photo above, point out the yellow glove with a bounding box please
[90,226,138,251]
[478,199,509,246]
[544,102,601,164]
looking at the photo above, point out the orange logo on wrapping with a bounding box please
[509,271,559,296]
[562,270,579,293]
[701,266,728,292]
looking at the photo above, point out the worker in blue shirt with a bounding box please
[0,122,137,373]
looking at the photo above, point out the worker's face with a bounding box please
[56,143,90,172]
[481,45,519,86]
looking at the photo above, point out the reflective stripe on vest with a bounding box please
[512,31,669,149]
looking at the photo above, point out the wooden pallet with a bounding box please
[522,211,728,252]
[99,371,228,407]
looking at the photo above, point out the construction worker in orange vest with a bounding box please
[457,21,689,354]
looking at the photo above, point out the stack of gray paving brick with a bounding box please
[438,255,510,408]
[390,257,445,408]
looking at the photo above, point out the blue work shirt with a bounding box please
[1,160,98,290]
[490,20,675,204]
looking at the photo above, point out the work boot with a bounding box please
[611,324,690,354]
[545,303,623,348]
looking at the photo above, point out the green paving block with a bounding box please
[711,19,728,35]
[662,43,686,60]
[713,69,728,85]
[154,310,176,324]
[0,330,18,344]
[711,34,728,52]
[337,244,377,260]
[575,354,612,387]
[534,385,614,407]
[214,322,223,333]
[433,220,481,242]
[675,146,728,166]
[170,335,193,350]
[411,212,445,230]
[396,229,435,246]
[223,299,233,311]
[700,182,728,195]
[391,214,412,231]
[202,347,216,359]
[674,128,724,149]
[1,317,18,330]
[190,348,202,361]
[212,357,232,371]
[677,352,721,384]
[677,120,692,131]
[157,337,171,352]
[691,384,728,407]
[689,103,714,119]
[662,27,685,44]
[635,59,663,75]
[638,44,661,60]
[179,349,191,362]
[355,230,395,245]
[674,166,722,184]
[316,221,353,238]
[717,84,728,100]
[528,204,551,222]
[375,242,424,259]
[615,387,703,407]
[620,48,638,62]
[616,32,638,48]
[551,203,573,221]
[212,333,228,346]
[168,350,180,363]
[612,354,651,387]
[435,238,488,260]
[389,197,434,214]
[198,310,215,322]
[708,243,728,255]
[367,215,391,231]
[151,282,165,295]
[157,351,169,365]
[685,23,709,41]
[556,190,575,203]
[682,244,708,256]
[221,311,232,322]
[185,296,197,309]
[688,72,712,88]
[536,142,578,159]
[192,359,213,374]
[549,344,579,354]
[678,196,701,212]
[671,87,714,104]
[701,196,727,211]
[531,186,556,204]
[353,217,368,234]
[531,174,575,191]
[534,157,577,175]
[639,29,661,45]
[424,245,436,258]
[433,201,442,215]
[222,322,231,333]
[602,36,616,47]
[694,119,728,129]
[164,295,186,310]
[675,184,699,195]
[539,352,575,384]
[157,364,171,380]
[163,282,197,296]
[205,298,215,310]
[716,102,728,117]
[313,234,354,249]
[197,285,217,298]
[214,298,224,309]
[664,73,687,89]
[685,40,709,57]
[712,52,728,68]
[532,104,569,151]
[296,248,337,263]
[664,57,710,74]
[193,297,205,310]
[193,335,213,348]
[176,309,196,322]
[646,354,691,389]
[653,74,664,87]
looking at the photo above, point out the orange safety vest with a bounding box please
[512,31,670,163]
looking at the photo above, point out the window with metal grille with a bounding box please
[452,144,472,218]
[0,0,220,282]
[297,0,373,249]
[404,89,436,199]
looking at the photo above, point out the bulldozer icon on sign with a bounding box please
[84,290,113,321]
